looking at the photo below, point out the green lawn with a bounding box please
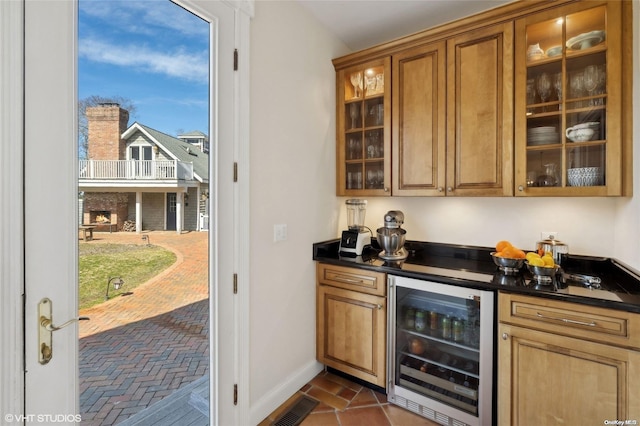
[79,243,177,310]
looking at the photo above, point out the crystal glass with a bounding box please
[583,65,598,105]
[350,72,362,98]
[537,73,552,109]
[553,73,562,103]
[349,103,359,129]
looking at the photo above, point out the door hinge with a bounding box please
[233,162,238,182]
[233,384,238,405]
[233,273,238,294]
[233,49,238,71]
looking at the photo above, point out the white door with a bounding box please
[23,1,239,424]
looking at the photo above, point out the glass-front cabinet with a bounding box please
[336,58,391,196]
[515,1,628,196]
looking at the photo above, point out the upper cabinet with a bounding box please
[336,58,391,196]
[514,0,631,196]
[333,0,631,198]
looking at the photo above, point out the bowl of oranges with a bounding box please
[491,240,525,273]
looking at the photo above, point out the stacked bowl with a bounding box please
[567,167,603,187]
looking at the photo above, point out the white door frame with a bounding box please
[0,1,252,424]
[0,0,26,419]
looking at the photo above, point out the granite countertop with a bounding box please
[313,239,640,314]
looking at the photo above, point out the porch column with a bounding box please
[135,191,142,234]
[176,191,183,234]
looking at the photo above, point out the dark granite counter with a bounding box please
[313,239,640,313]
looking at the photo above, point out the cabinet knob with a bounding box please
[518,185,524,192]
[377,304,383,310]
[437,187,443,192]
[502,332,509,340]
[384,187,389,192]
[446,187,453,193]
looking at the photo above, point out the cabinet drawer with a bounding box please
[499,292,640,350]
[317,263,386,296]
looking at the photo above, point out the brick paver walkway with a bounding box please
[78,231,209,425]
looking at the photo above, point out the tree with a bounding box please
[78,95,137,159]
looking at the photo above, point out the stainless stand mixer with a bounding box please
[377,210,408,260]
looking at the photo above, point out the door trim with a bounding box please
[0,0,25,417]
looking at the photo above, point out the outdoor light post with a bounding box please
[105,277,125,301]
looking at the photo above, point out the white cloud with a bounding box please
[80,38,208,84]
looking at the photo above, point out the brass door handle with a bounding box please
[38,298,90,364]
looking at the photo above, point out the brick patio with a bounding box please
[78,231,209,425]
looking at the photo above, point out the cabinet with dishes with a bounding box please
[336,58,391,196]
[514,0,631,196]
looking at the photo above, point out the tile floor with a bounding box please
[259,370,439,426]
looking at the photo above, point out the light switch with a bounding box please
[274,224,287,242]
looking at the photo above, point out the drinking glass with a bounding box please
[365,75,377,96]
[350,72,362,98]
[349,103,359,129]
[553,73,563,105]
[583,65,598,105]
[570,72,584,105]
[375,74,384,94]
[536,73,552,110]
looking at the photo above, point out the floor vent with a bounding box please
[272,396,318,426]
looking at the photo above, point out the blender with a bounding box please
[339,199,371,256]
[376,210,408,260]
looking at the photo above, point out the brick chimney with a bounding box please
[86,103,130,160]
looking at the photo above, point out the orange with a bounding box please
[501,246,518,258]
[513,249,526,259]
[496,240,512,253]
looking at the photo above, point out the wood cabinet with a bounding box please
[336,59,391,196]
[316,263,387,386]
[514,0,632,196]
[333,0,631,197]
[445,22,514,196]
[498,292,640,425]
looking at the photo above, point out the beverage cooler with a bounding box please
[387,275,494,426]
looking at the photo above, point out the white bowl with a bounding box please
[566,127,595,142]
[567,167,603,187]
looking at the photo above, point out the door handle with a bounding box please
[38,298,90,364]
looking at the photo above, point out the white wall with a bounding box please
[249,1,348,422]
[249,1,640,422]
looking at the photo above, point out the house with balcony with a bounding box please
[79,103,209,233]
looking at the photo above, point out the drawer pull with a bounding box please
[333,274,365,285]
[536,312,597,327]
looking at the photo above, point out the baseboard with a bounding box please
[249,360,323,425]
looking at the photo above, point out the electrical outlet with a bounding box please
[274,224,288,242]
[540,231,558,240]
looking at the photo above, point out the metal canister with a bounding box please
[414,310,426,332]
[441,315,452,340]
[453,318,464,343]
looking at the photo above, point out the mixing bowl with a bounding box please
[491,252,524,273]
[377,227,406,255]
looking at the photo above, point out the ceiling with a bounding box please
[297,0,514,51]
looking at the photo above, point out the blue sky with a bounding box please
[79,0,210,137]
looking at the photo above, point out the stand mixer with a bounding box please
[339,199,371,256]
[377,210,408,260]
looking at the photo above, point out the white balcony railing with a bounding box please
[79,159,194,180]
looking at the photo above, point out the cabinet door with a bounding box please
[514,1,630,196]
[316,284,386,387]
[336,58,391,196]
[498,323,640,425]
[446,21,514,196]
[392,41,446,196]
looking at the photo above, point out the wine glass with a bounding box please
[536,73,552,110]
[349,103,359,129]
[350,72,362,98]
[553,73,563,106]
[570,72,584,106]
[583,65,598,105]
